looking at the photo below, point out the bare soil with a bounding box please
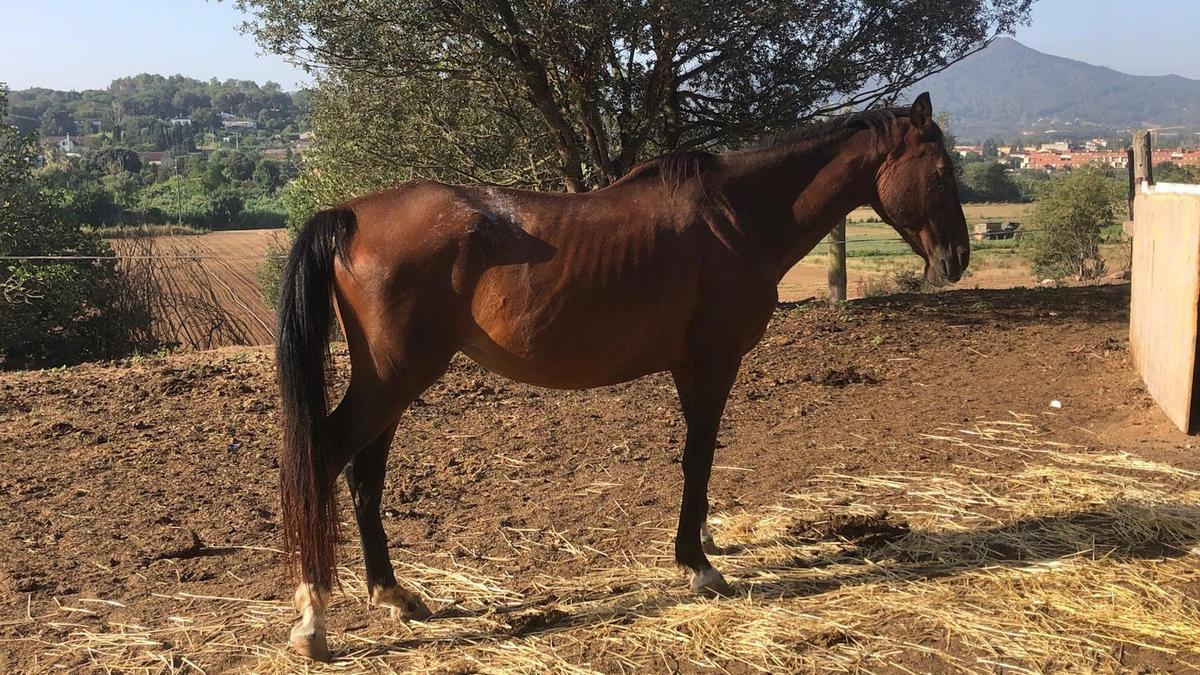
[109,229,284,348]
[0,284,1195,672]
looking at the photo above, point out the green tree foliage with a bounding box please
[207,190,245,227]
[1025,165,1124,280]
[241,0,1032,193]
[1153,161,1200,185]
[0,89,153,367]
[982,138,1000,159]
[89,147,142,175]
[7,75,307,153]
[252,158,283,193]
[1011,169,1051,201]
[960,161,1023,202]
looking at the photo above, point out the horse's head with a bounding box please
[871,93,969,286]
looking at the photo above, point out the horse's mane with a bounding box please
[612,106,912,192]
[759,106,910,151]
[611,150,716,193]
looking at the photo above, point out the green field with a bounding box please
[823,203,1035,267]
[805,203,1127,278]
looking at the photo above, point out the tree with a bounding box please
[88,147,142,175]
[982,138,1000,160]
[1153,161,1200,185]
[961,161,1022,202]
[1,88,152,367]
[240,0,1032,192]
[39,103,75,137]
[207,189,245,227]
[252,157,283,193]
[1025,165,1124,280]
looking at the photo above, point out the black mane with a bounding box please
[615,106,911,192]
[614,150,716,193]
[760,106,910,150]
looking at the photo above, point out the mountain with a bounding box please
[912,38,1200,141]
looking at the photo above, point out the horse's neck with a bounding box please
[724,132,883,276]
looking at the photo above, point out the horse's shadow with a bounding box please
[347,500,1200,658]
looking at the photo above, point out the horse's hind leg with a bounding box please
[290,355,450,659]
[344,422,431,621]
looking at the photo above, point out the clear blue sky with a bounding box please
[0,1,310,91]
[2,0,1199,92]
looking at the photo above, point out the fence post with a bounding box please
[1133,131,1154,184]
[827,218,847,304]
[1129,130,1154,223]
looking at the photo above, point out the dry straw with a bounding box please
[15,419,1200,673]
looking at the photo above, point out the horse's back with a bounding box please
[335,178,745,389]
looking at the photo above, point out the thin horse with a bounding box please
[276,93,969,660]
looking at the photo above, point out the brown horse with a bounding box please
[277,93,968,660]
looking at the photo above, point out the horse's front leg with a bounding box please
[671,359,740,597]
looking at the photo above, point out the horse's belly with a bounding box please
[463,278,693,389]
[462,341,668,389]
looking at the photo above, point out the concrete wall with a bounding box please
[1130,186,1200,433]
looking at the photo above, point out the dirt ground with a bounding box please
[1,284,1197,673]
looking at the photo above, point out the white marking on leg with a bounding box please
[290,583,330,661]
[700,522,714,545]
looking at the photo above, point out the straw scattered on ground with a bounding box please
[12,418,1200,673]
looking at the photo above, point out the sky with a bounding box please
[1,0,1199,92]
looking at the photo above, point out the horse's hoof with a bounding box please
[373,585,432,622]
[702,537,721,556]
[289,624,331,662]
[690,568,735,598]
[391,599,432,622]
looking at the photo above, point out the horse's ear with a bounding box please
[911,92,932,129]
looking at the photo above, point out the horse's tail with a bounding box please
[277,207,356,589]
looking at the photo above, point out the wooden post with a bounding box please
[1129,130,1154,223]
[1133,130,1154,186]
[827,218,847,303]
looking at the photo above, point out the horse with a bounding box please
[275,92,969,660]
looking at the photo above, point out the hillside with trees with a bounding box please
[3,75,306,231]
[7,74,308,150]
[911,38,1200,141]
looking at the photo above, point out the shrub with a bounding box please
[857,274,896,298]
[1024,165,1124,280]
[206,189,245,228]
[1,92,156,367]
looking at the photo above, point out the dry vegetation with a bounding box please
[26,422,1200,673]
[2,284,1197,673]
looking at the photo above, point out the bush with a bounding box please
[960,161,1023,202]
[1024,165,1124,281]
[257,246,285,311]
[1,89,156,367]
[206,189,244,227]
[854,268,928,298]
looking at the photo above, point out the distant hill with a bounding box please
[6,74,308,153]
[912,38,1200,141]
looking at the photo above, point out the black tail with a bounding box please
[277,207,355,589]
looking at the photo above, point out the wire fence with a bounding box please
[0,230,1062,262]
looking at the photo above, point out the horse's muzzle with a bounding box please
[928,245,969,285]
